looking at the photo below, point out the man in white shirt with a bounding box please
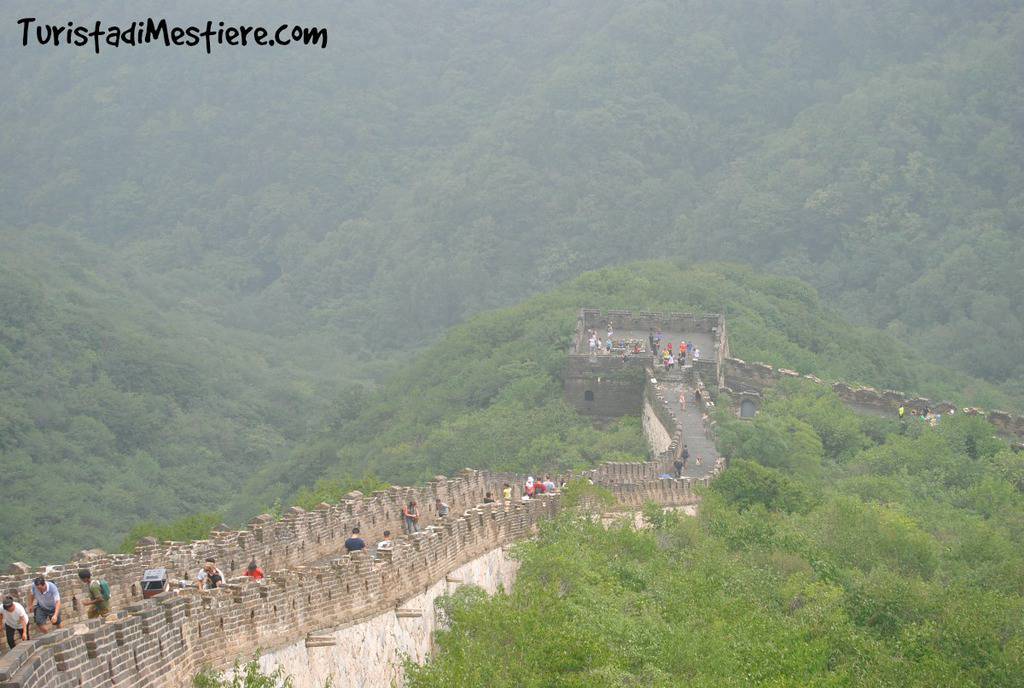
[2,596,29,648]
[196,558,226,591]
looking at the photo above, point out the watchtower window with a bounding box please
[740,399,757,418]
[584,390,594,402]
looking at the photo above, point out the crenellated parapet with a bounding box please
[0,494,561,688]
[0,471,513,629]
[0,457,724,688]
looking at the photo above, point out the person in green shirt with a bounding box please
[78,569,110,619]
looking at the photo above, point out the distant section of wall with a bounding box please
[566,309,726,419]
[248,547,519,688]
[722,357,1024,448]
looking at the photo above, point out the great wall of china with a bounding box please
[1,309,1019,688]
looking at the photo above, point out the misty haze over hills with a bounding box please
[2,1,1022,563]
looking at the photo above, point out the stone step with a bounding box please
[395,608,423,618]
[305,634,336,648]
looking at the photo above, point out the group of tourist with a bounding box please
[523,475,562,498]
[1,555,271,650]
[195,556,264,592]
[3,569,111,649]
[898,404,952,427]
[586,324,704,371]
[655,339,701,372]
[587,326,646,356]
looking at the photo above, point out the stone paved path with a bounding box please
[653,374,719,480]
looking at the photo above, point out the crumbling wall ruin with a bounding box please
[722,357,1024,448]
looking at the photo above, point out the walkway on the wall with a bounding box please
[0,470,705,688]
[652,375,719,480]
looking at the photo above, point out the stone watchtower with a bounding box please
[564,308,728,419]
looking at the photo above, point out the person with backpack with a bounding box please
[682,444,690,470]
[673,457,684,479]
[78,569,111,619]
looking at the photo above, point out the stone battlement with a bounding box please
[0,456,722,688]
[574,310,724,349]
[0,493,560,688]
[1,471,504,626]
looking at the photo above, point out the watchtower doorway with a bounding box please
[740,399,757,418]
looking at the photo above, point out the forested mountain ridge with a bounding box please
[0,228,336,564]
[231,262,1018,524]
[3,259,1014,565]
[3,1,1023,562]
[2,1,1022,390]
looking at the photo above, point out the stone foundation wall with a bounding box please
[643,397,673,456]
[244,546,520,688]
[645,377,685,468]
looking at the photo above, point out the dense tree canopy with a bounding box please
[408,384,1024,687]
[2,0,1022,388]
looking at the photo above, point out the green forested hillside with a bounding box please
[2,1,1022,391]
[0,230,336,564]
[232,262,1016,520]
[1,257,1014,563]
[408,384,1024,687]
[3,1,1023,561]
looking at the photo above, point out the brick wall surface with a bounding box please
[0,457,725,688]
